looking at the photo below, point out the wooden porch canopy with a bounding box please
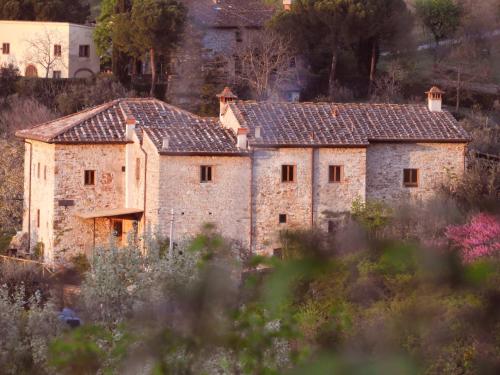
[75,208,144,220]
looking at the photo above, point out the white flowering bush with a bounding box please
[79,234,200,327]
[0,285,64,374]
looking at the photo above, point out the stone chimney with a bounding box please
[216,87,238,119]
[283,0,293,11]
[126,118,136,140]
[237,128,248,150]
[426,86,445,112]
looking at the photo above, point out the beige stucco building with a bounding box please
[0,20,99,78]
[16,87,469,264]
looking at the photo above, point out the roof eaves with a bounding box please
[250,143,369,148]
[367,138,470,144]
[159,151,248,156]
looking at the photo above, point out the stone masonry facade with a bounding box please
[16,88,469,264]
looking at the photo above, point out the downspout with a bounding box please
[139,140,149,233]
[249,150,254,251]
[26,141,33,253]
[311,147,316,228]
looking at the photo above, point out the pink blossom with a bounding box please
[445,214,500,263]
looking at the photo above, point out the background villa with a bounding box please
[0,20,99,78]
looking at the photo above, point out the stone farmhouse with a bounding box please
[16,87,469,264]
[0,20,99,79]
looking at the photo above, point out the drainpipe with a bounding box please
[26,141,33,254]
[249,150,254,251]
[311,147,316,228]
[139,140,149,234]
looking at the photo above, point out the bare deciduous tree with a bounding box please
[233,31,297,101]
[434,42,492,112]
[370,60,409,103]
[24,27,67,78]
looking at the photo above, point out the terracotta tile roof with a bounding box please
[15,101,125,143]
[122,100,241,154]
[188,0,275,28]
[229,102,470,146]
[15,98,243,154]
[15,98,469,153]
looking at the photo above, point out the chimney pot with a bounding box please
[162,136,170,150]
[126,118,136,139]
[255,126,262,139]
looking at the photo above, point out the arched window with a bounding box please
[25,64,38,77]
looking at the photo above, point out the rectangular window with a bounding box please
[112,219,123,241]
[328,220,337,234]
[279,214,287,224]
[329,165,343,183]
[2,43,9,54]
[52,70,61,79]
[84,170,95,186]
[281,165,295,183]
[200,165,213,183]
[135,158,141,181]
[403,169,419,187]
[79,45,90,57]
[37,163,40,179]
[54,44,62,57]
[44,166,47,180]
[36,209,40,228]
[273,248,283,259]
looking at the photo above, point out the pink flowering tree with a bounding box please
[445,213,500,263]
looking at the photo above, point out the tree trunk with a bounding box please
[369,39,378,94]
[150,48,156,97]
[328,48,338,100]
[456,69,461,112]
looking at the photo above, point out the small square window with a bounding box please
[282,165,295,182]
[279,214,287,224]
[52,70,61,79]
[84,170,96,186]
[54,44,62,57]
[329,165,343,183]
[403,169,419,187]
[235,30,242,42]
[200,165,213,183]
[273,248,283,259]
[79,45,90,58]
[328,220,337,234]
[2,43,10,55]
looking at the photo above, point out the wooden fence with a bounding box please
[0,255,55,277]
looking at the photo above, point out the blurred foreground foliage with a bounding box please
[46,207,500,375]
[0,203,499,374]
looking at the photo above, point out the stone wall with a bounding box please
[366,143,467,203]
[23,140,55,261]
[52,144,126,263]
[314,148,367,230]
[251,147,367,255]
[156,154,251,247]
